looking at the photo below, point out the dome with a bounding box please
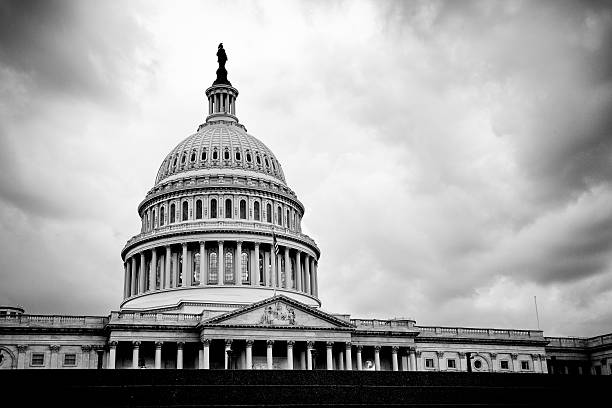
[155,122,286,186]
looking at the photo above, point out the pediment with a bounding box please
[201,295,354,329]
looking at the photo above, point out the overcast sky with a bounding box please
[1,0,611,337]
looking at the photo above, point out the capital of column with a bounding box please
[539,353,546,359]
[511,353,518,360]
[202,339,211,346]
[155,341,163,349]
[326,341,334,349]
[165,244,171,249]
[287,340,295,348]
[392,346,399,354]
[237,240,243,245]
[374,345,381,352]
[415,351,422,358]
[490,353,497,359]
[435,351,443,358]
[17,345,28,353]
[225,339,233,347]
[218,240,224,245]
[246,339,254,347]
[531,354,539,360]
[356,345,363,352]
[346,342,352,350]
[266,340,274,347]
[458,352,466,358]
[254,242,260,248]
[306,341,315,349]
[49,345,60,352]
[109,341,118,349]
[132,341,141,348]
[182,242,187,248]
[177,341,185,350]
[81,345,92,352]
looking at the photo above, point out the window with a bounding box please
[31,353,44,366]
[239,200,247,219]
[473,360,482,369]
[64,354,77,366]
[521,361,529,370]
[286,209,290,228]
[182,201,188,221]
[201,150,207,161]
[210,199,217,218]
[264,157,270,168]
[209,252,218,283]
[235,151,241,161]
[277,206,282,226]
[254,201,260,221]
[193,253,200,284]
[258,253,264,285]
[190,152,196,162]
[447,359,456,369]
[241,252,249,283]
[225,199,232,219]
[152,209,156,228]
[246,152,252,162]
[212,149,218,160]
[271,159,276,170]
[224,149,230,160]
[500,360,509,370]
[160,206,165,226]
[181,154,186,164]
[196,200,203,219]
[224,251,234,283]
[256,155,261,165]
[170,203,176,223]
[266,203,272,223]
[425,358,434,369]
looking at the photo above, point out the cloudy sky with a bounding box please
[1,0,611,337]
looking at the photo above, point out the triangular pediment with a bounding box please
[201,295,354,329]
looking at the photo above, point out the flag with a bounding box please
[272,232,279,255]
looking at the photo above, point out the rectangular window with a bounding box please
[500,360,509,370]
[425,358,435,368]
[447,359,456,369]
[31,353,44,366]
[64,354,77,366]
[521,361,529,370]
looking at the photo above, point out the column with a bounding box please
[182,244,190,287]
[295,251,302,291]
[131,257,137,295]
[511,353,518,372]
[177,342,184,369]
[458,352,466,372]
[126,261,132,297]
[108,341,117,369]
[540,354,548,373]
[326,342,333,370]
[150,248,157,291]
[306,341,314,370]
[392,347,399,371]
[132,341,140,369]
[224,339,233,369]
[287,341,294,370]
[172,251,179,287]
[436,351,443,371]
[155,342,162,369]
[304,254,311,294]
[266,340,274,369]
[208,96,212,114]
[17,345,27,369]
[345,342,353,371]
[198,348,203,369]
[123,263,129,298]
[271,246,277,288]
[284,247,292,289]
[81,346,91,369]
[245,340,253,369]
[218,241,225,285]
[252,243,260,286]
[159,253,165,289]
[236,241,242,284]
[374,346,381,371]
[409,348,417,372]
[313,260,318,297]
[199,241,207,286]
[202,340,210,369]
[165,246,171,288]
[139,252,146,293]
[300,350,306,369]
[356,346,363,371]
[401,349,409,371]
[338,350,344,370]
[491,353,498,372]
[416,351,422,371]
[264,250,270,286]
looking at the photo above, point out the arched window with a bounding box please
[224,251,234,283]
[235,150,241,161]
[264,157,270,168]
[190,152,196,162]
[160,206,165,226]
[196,200,203,219]
[277,206,282,226]
[173,156,178,167]
[286,209,290,229]
[224,149,230,160]
[254,201,260,221]
[256,155,261,165]
[210,199,217,218]
[201,149,207,161]
[212,149,218,160]
[246,152,252,162]
[271,159,276,170]
[152,209,156,228]
[182,201,189,221]
[241,252,249,283]
[266,203,272,223]
[239,200,246,219]
[225,199,232,219]
[170,203,176,223]
[181,154,186,164]
[258,253,264,286]
[209,252,218,284]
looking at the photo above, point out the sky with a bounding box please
[1,0,611,337]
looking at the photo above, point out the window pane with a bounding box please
[196,200,202,219]
[241,252,249,282]
[225,199,232,219]
[182,202,188,221]
[224,251,234,283]
[210,199,217,218]
[209,252,218,283]
[240,200,246,219]
[254,202,260,221]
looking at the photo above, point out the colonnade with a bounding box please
[107,339,418,371]
[123,240,318,299]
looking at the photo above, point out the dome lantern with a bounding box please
[205,43,239,124]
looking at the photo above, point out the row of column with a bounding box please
[208,90,236,116]
[123,240,318,299]
[107,340,416,371]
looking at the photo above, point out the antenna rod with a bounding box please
[534,296,540,330]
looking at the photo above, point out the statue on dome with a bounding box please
[213,43,231,86]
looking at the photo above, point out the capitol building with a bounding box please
[1,46,610,376]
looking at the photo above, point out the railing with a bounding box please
[351,319,416,331]
[124,221,318,251]
[545,333,612,349]
[0,314,108,328]
[413,325,544,339]
[109,311,201,325]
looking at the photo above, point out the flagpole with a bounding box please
[534,296,540,330]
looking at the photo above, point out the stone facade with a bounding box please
[0,51,609,374]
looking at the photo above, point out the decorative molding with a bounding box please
[202,339,211,346]
[266,340,274,347]
[17,345,28,353]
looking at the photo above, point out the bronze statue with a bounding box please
[213,43,231,86]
